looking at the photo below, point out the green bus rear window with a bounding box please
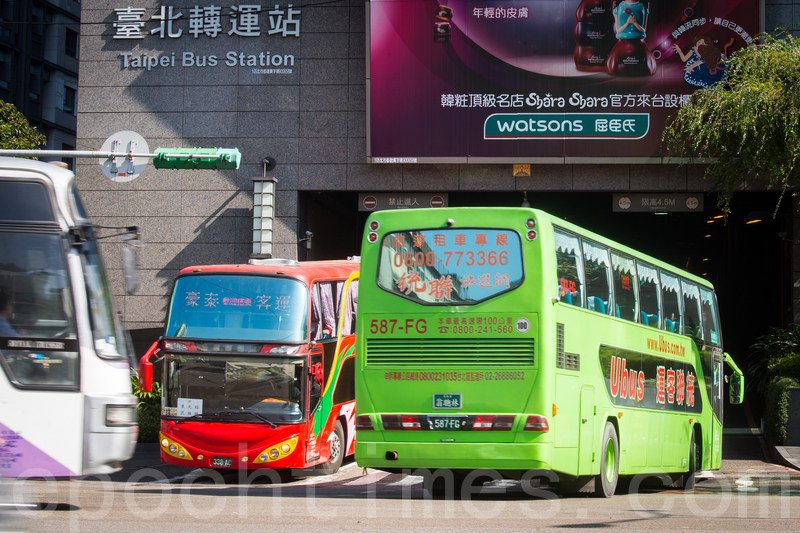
[377,228,524,305]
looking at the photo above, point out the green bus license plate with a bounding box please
[430,417,465,430]
[211,457,233,468]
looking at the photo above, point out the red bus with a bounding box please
[138,258,359,475]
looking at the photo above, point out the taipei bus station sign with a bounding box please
[111,4,301,75]
[368,0,760,162]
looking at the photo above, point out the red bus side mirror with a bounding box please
[139,359,153,392]
[138,340,160,393]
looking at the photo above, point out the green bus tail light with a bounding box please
[382,415,402,430]
[356,415,374,430]
[473,415,494,430]
[401,415,422,430]
[492,415,515,431]
[524,415,549,431]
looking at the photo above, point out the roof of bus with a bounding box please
[367,206,713,289]
[177,259,360,284]
[532,208,714,289]
[0,156,74,183]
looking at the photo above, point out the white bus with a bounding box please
[0,157,137,477]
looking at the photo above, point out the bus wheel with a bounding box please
[317,421,344,475]
[684,432,700,491]
[595,422,619,498]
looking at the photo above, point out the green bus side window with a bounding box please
[583,239,611,315]
[637,261,660,328]
[660,271,682,334]
[555,229,584,308]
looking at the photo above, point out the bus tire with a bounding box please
[684,432,700,491]
[317,421,344,475]
[595,422,619,498]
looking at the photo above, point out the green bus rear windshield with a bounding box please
[377,228,524,305]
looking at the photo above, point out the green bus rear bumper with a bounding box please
[355,441,552,471]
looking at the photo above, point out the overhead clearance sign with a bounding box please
[111,4,301,74]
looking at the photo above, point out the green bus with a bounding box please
[354,207,743,497]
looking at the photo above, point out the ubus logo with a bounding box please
[610,356,645,402]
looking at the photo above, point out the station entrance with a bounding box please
[299,189,793,384]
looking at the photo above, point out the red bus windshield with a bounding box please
[166,274,309,342]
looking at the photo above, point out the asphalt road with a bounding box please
[2,436,800,532]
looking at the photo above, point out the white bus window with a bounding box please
[699,286,721,346]
[582,239,611,315]
[637,261,660,328]
[681,280,702,340]
[554,229,583,307]
[660,271,682,334]
[611,251,637,322]
[0,232,78,388]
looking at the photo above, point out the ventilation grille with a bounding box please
[365,338,535,366]
[556,323,580,370]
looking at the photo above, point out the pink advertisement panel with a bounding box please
[368,0,760,161]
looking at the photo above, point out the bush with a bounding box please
[131,375,162,443]
[747,325,800,395]
[764,376,800,446]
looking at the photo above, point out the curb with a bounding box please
[773,445,800,472]
[135,442,160,454]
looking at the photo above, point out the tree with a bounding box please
[661,30,800,219]
[0,100,46,152]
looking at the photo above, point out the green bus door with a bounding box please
[579,387,595,475]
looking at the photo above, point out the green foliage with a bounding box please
[661,30,800,218]
[747,325,800,395]
[131,375,162,443]
[0,100,46,152]
[764,376,800,446]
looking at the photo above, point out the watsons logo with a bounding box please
[484,113,649,140]
[119,51,295,73]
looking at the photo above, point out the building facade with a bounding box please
[75,0,800,359]
[2,0,80,164]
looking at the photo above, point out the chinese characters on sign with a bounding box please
[112,4,301,40]
[113,4,301,74]
[601,347,702,413]
[613,194,703,212]
[184,292,291,310]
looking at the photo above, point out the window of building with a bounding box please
[29,62,41,101]
[554,228,583,307]
[31,3,44,37]
[582,239,611,315]
[63,86,76,114]
[62,143,75,171]
[65,28,78,58]
[0,50,9,90]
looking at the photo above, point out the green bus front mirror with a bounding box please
[729,373,743,404]
[723,352,744,405]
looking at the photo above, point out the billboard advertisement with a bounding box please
[368,0,761,163]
